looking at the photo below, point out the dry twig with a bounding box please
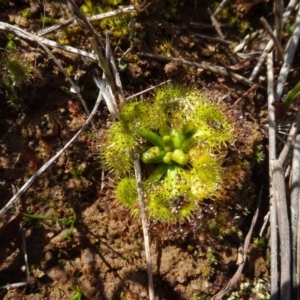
[126,80,171,100]
[37,41,92,119]
[291,135,300,297]
[105,32,125,103]
[260,17,284,61]
[66,0,116,93]
[208,7,238,65]
[271,160,291,300]
[137,52,253,86]
[267,52,279,300]
[0,21,97,60]
[133,156,154,300]
[10,184,31,284]
[37,5,136,36]
[278,110,300,167]
[93,77,118,120]
[207,7,225,39]
[274,0,284,44]
[193,33,232,45]
[250,0,298,81]
[213,0,230,17]
[276,3,300,101]
[297,157,300,299]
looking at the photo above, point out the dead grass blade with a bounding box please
[271,160,291,299]
[267,52,279,298]
[250,0,298,81]
[291,135,300,296]
[137,52,253,86]
[37,5,136,36]
[0,21,97,60]
[66,0,116,94]
[260,17,284,61]
[133,156,154,300]
[276,3,300,101]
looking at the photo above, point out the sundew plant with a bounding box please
[100,85,242,222]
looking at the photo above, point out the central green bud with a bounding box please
[141,129,189,166]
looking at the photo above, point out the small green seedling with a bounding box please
[23,208,76,238]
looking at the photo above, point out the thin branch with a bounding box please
[133,155,154,300]
[207,7,238,65]
[278,110,300,167]
[0,282,28,290]
[93,77,119,120]
[249,0,298,81]
[259,211,270,237]
[282,0,297,22]
[137,52,253,86]
[276,3,300,101]
[260,17,284,61]
[213,0,231,17]
[105,32,125,103]
[297,178,300,300]
[207,7,224,39]
[193,33,232,45]
[37,41,92,119]
[274,0,284,44]
[267,53,277,161]
[66,0,116,93]
[37,18,74,36]
[233,34,250,53]
[189,22,229,29]
[267,52,279,300]
[11,185,30,283]
[249,39,274,82]
[0,90,103,219]
[37,5,136,36]
[291,134,300,297]
[126,79,171,100]
[233,84,258,106]
[271,160,291,300]
[0,21,97,60]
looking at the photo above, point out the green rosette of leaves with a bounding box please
[99,85,236,222]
